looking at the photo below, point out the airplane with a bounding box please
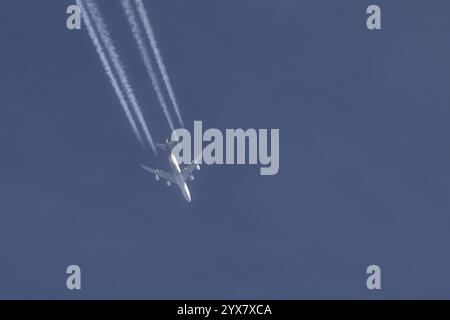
[140,138,200,202]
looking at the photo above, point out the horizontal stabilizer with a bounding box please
[156,143,167,151]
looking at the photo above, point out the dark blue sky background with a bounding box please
[1,0,450,299]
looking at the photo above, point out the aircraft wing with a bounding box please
[181,153,202,181]
[181,163,199,182]
[140,165,177,184]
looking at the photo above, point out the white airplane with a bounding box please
[141,139,200,202]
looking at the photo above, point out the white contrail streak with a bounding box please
[76,0,143,145]
[84,0,157,154]
[121,0,175,132]
[134,0,185,128]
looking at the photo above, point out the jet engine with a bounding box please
[166,181,171,187]
[195,164,200,171]
[189,175,195,181]
[155,174,160,181]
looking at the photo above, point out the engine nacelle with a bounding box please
[166,181,171,187]
[189,175,195,181]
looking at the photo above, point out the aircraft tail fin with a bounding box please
[167,141,178,151]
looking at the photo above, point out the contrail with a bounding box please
[76,0,143,145]
[134,0,185,128]
[84,0,157,154]
[121,0,175,132]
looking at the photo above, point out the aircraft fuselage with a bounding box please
[168,152,191,202]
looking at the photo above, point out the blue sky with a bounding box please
[0,0,450,299]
